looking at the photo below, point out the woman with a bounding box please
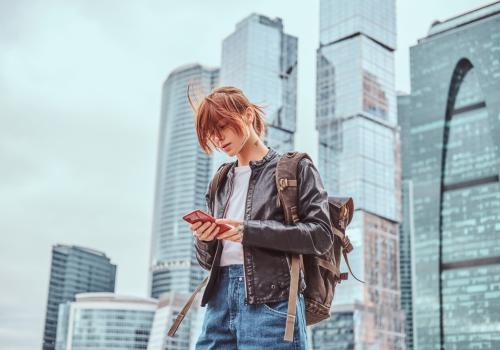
[188,86,333,349]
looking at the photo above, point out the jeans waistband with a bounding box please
[218,264,244,278]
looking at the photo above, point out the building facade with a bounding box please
[401,3,500,349]
[397,93,414,350]
[313,0,405,348]
[213,13,298,169]
[54,302,71,350]
[56,293,156,350]
[149,64,219,298]
[42,245,116,350]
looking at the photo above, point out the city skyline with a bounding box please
[0,1,493,349]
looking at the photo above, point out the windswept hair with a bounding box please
[187,85,267,154]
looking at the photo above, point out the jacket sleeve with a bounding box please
[242,158,333,256]
[194,182,218,271]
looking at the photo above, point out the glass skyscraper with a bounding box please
[400,3,500,349]
[55,293,156,350]
[149,63,219,298]
[42,245,116,350]
[313,0,405,348]
[398,93,414,350]
[213,13,298,169]
[55,302,71,350]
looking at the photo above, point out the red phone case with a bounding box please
[182,209,231,235]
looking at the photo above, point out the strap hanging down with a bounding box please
[333,227,365,284]
[284,254,300,341]
[168,163,232,337]
[168,276,209,336]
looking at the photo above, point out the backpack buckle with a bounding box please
[278,178,297,191]
[279,178,288,191]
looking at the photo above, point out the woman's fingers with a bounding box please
[195,222,211,235]
[191,221,205,234]
[217,228,239,240]
[199,222,216,239]
[213,219,243,242]
[191,219,242,242]
[198,222,218,241]
[207,226,220,240]
[221,232,241,242]
[192,221,208,236]
[215,218,242,226]
[190,221,203,231]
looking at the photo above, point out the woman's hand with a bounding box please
[190,221,220,242]
[215,219,244,243]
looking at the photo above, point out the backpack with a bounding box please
[167,151,362,341]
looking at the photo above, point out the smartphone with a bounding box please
[182,209,232,235]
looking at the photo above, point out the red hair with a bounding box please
[188,86,267,154]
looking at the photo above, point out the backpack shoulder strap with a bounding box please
[275,151,313,224]
[207,162,233,214]
[276,151,312,342]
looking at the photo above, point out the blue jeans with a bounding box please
[195,264,308,349]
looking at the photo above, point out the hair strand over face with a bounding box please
[187,85,267,154]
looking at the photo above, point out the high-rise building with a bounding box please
[313,0,405,348]
[55,293,156,350]
[42,245,116,350]
[54,302,71,350]
[213,13,298,169]
[400,3,500,349]
[149,63,219,298]
[398,93,414,350]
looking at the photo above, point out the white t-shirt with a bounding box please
[219,165,251,266]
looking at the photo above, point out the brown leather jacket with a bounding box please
[194,147,333,306]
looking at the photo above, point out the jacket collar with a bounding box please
[227,147,278,179]
[249,147,278,168]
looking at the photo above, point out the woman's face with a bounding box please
[211,119,249,157]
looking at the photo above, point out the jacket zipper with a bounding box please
[242,175,249,304]
[221,172,249,302]
[242,241,248,303]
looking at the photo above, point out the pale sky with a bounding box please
[0,0,491,348]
